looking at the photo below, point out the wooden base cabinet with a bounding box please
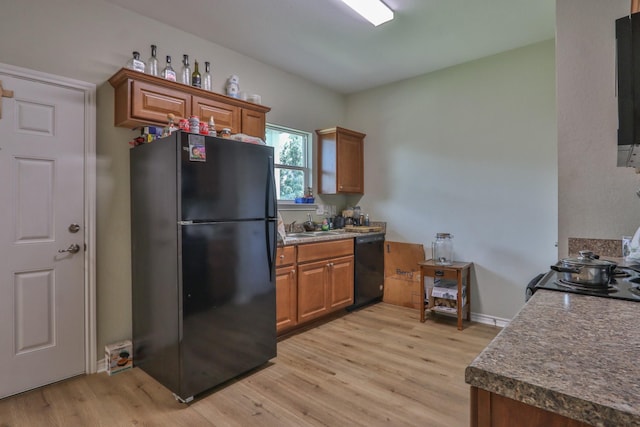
[328,256,355,309]
[296,240,354,324]
[276,247,297,334]
[470,387,591,427]
[297,260,331,323]
[276,266,297,333]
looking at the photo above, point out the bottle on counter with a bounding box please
[126,51,145,73]
[180,54,191,85]
[146,44,159,76]
[161,55,176,81]
[191,60,201,88]
[364,214,370,226]
[203,61,212,91]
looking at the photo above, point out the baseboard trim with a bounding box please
[471,312,510,328]
[96,357,106,373]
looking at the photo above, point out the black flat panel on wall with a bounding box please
[617,15,633,146]
[615,12,640,147]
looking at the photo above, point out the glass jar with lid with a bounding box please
[432,233,454,265]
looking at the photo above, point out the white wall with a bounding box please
[3,0,625,352]
[0,0,345,355]
[557,0,640,256]
[346,41,557,320]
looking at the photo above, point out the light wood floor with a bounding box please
[0,303,500,427]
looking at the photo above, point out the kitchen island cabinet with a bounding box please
[466,290,640,427]
[108,68,270,139]
[315,127,364,194]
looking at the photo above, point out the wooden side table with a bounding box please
[419,260,472,330]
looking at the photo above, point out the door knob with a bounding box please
[68,223,80,233]
[58,244,81,254]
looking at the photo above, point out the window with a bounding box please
[265,124,312,202]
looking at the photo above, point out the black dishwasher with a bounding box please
[348,233,385,311]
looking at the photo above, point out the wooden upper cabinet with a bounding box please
[242,109,266,140]
[129,80,190,125]
[316,127,365,194]
[108,68,270,139]
[192,95,240,134]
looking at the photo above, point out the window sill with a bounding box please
[277,202,318,211]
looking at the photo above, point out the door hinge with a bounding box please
[0,80,14,119]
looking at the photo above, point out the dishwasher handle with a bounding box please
[355,234,385,244]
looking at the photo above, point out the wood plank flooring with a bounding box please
[0,303,500,427]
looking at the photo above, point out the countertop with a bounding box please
[280,231,385,246]
[465,290,640,427]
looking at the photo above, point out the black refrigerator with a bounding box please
[130,131,277,402]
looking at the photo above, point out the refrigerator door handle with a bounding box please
[266,155,277,218]
[267,221,276,281]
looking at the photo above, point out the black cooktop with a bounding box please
[534,266,640,302]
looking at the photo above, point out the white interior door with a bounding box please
[0,71,88,398]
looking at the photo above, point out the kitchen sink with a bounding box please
[286,231,345,238]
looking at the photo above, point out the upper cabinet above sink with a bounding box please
[316,126,365,194]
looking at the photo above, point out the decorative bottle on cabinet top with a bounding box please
[126,51,145,73]
[191,60,201,88]
[203,61,212,91]
[180,54,191,85]
[161,55,176,81]
[146,44,158,77]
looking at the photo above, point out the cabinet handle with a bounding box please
[280,254,285,259]
[435,270,444,277]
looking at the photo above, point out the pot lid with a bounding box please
[562,250,617,267]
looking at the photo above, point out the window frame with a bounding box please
[265,123,313,205]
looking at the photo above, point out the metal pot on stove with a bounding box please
[550,250,617,286]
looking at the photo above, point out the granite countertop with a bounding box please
[465,290,640,427]
[282,231,359,245]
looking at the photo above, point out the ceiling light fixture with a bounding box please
[340,0,394,26]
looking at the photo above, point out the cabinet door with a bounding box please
[297,260,329,323]
[276,266,297,333]
[241,109,266,139]
[328,255,354,310]
[130,80,191,125]
[297,239,353,263]
[337,132,364,193]
[316,127,365,194]
[192,95,240,133]
[471,387,591,427]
